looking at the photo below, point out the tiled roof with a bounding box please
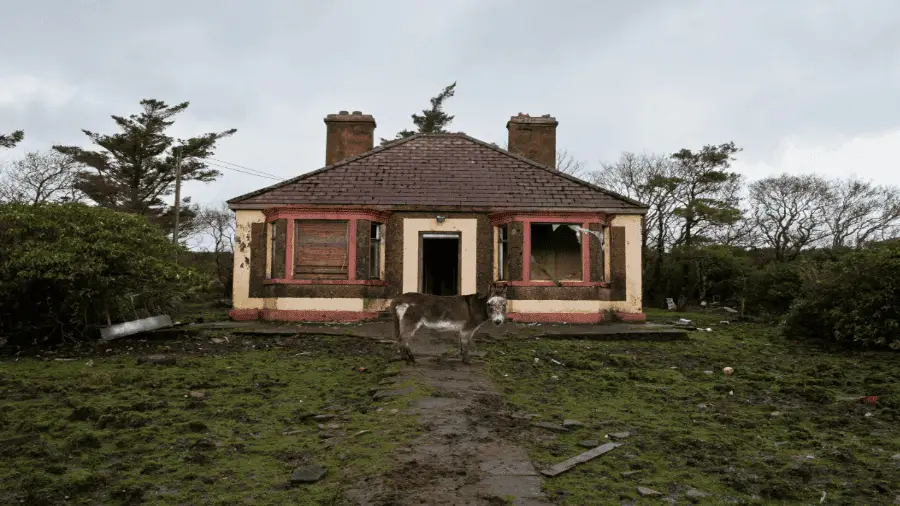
[227,134,647,211]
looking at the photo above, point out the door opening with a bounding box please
[420,233,460,296]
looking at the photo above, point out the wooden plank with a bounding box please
[540,442,623,477]
[609,226,626,300]
[294,220,349,279]
[249,222,266,297]
[272,219,287,279]
[356,219,371,280]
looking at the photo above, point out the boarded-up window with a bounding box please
[530,223,583,281]
[294,220,349,279]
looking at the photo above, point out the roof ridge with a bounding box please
[227,134,424,205]
[454,134,649,209]
[228,132,649,210]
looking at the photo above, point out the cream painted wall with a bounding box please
[402,218,478,295]
[233,210,266,310]
[612,214,643,314]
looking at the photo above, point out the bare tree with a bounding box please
[591,152,679,252]
[0,150,83,205]
[556,148,588,177]
[748,173,829,261]
[822,176,900,248]
[196,203,236,298]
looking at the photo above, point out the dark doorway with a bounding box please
[420,233,460,296]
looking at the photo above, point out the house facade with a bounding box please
[226,111,648,323]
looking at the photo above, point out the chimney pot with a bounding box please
[324,111,377,165]
[506,113,558,168]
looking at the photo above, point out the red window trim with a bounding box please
[489,212,607,285]
[263,208,391,285]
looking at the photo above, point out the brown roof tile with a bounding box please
[228,134,647,211]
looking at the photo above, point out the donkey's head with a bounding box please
[486,282,509,326]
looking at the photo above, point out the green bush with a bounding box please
[0,203,203,345]
[783,240,900,349]
[745,261,805,315]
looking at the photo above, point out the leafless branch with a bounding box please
[0,150,84,205]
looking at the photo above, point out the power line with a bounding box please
[205,160,284,181]
[208,157,284,180]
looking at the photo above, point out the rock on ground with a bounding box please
[136,355,176,366]
[291,465,327,484]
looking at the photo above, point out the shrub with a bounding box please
[745,261,805,315]
[783,240,900,349]
[0,203,203,345]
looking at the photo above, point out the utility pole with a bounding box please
[172,149,183,253]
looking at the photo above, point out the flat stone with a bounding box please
[562,419,585,428]
[136,354,176,366]
[892,454,900,460]
[531,421,568,432]
[290,465,327,484]
[621,470,643,477]
[372,386,416,400]
[188,391,206,399]
[686,488,710,499]
[579,439,599,448]
[609,431,631,440]
[637,486,662,497]
[311,414,335,421]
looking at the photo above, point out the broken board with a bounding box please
[100,315,173,342]
[540,441,623,477]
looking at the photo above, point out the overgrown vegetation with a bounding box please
[483,309,900,505]
[0,203,201,346]
[0,334,423,505]
[784,239,900,349]
[592,148,900,348]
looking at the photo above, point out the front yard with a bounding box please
[1,307,898,505]
[483,309,900,505]
[0,335,425,505]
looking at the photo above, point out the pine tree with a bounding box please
[0,130,24,149]
[381,82,458,145]
[53,99,236,238]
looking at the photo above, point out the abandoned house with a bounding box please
[226,111,648,323]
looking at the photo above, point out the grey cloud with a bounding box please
[2,0,899,207]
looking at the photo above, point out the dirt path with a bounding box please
[347,329,554,506]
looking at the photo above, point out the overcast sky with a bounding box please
[3,0,900,220]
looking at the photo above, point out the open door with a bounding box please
[419,232,460,295]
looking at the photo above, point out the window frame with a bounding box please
[369,222,384,280]
[488,213,609,287]
[261,209,391,286]
[496,224,509,281]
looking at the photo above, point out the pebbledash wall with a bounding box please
[230,208,644,323]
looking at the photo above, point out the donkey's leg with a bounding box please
[399,319,421,364]
[458,329,475,365]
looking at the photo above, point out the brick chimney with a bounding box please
[324,110,377,165]
[506,113,558,168]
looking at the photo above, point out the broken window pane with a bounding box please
[530,223,583,281]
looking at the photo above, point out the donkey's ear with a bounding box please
[490,282,508,297]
